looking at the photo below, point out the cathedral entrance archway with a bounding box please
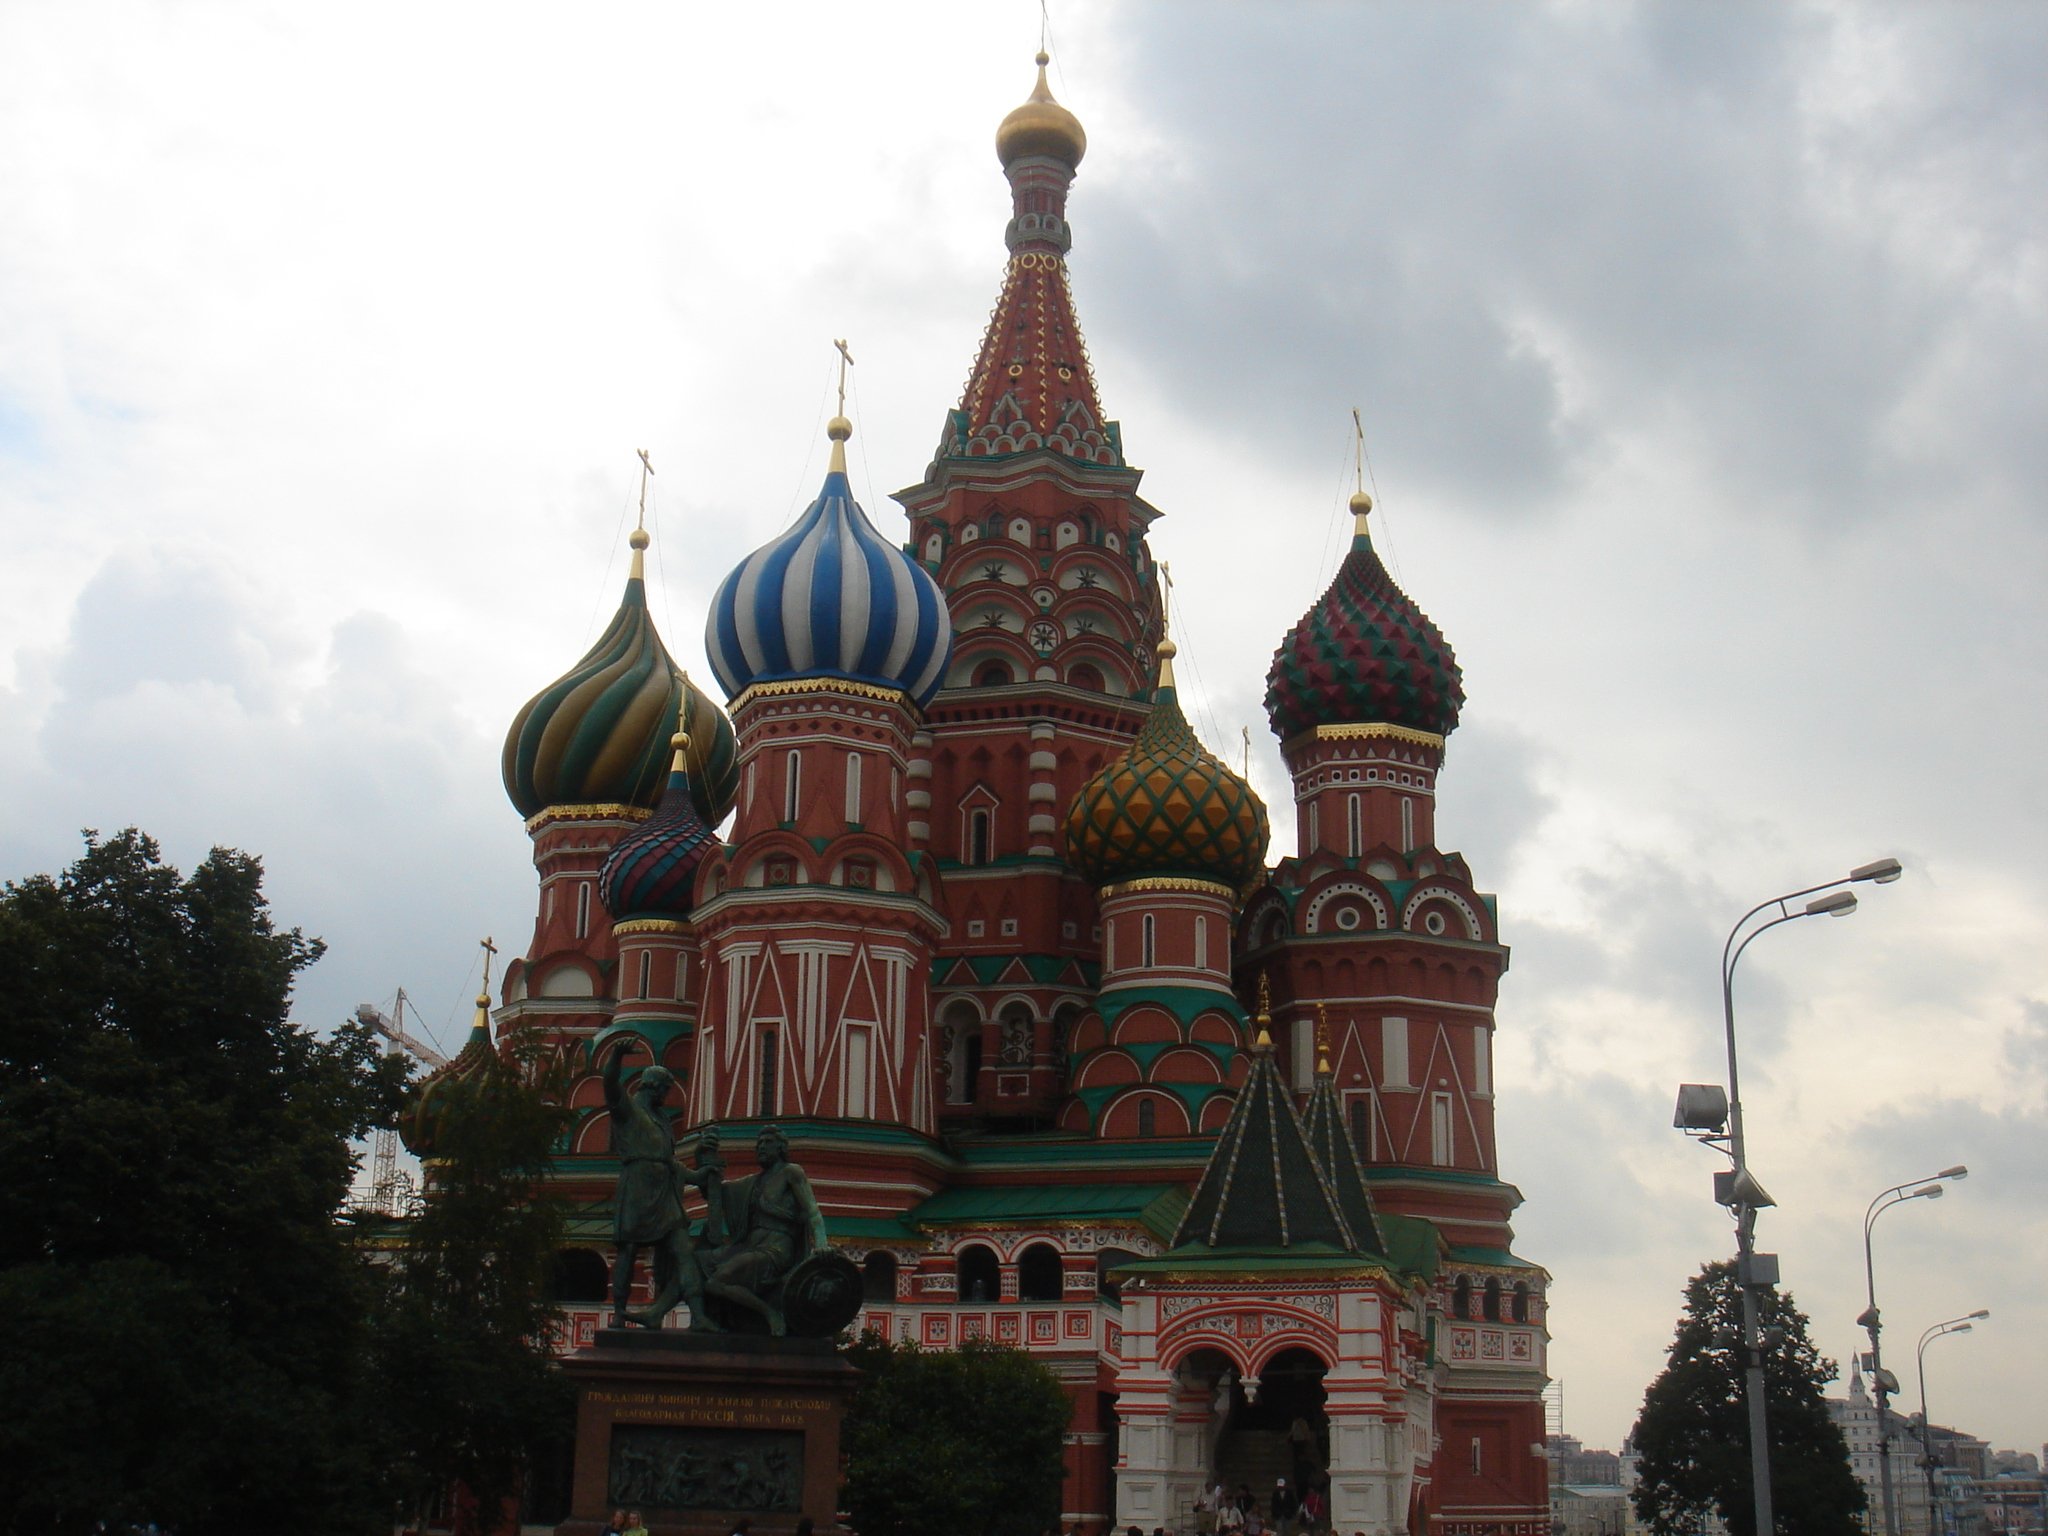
[1216,1346,1329,1509]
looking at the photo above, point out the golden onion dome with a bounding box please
[1065,639,1270,891]
[997,52,1087,170]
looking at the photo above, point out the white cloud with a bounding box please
[1,0,2041,1456]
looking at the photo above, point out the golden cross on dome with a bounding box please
[1352,407,1366,496]
[834,338,855,416]
[480,935,499,995]
[635,448,655,532]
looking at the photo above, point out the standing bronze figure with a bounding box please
[602,1046,723,1328]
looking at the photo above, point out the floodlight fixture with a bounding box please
[1674,1083,1730,1133]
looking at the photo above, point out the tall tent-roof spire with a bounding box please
[1301,1004,1387,1256]
[1170,980,1359,1254]
[936,50,1121,468]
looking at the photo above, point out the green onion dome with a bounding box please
[502,530,739,825]
[597,731,719,920]
[1265,494,1464,743]
[1065,640,1270,890]
[396,994,495,1159]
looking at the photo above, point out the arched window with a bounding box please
[784,750,802,823]
[1483,1277,1502,1322]
[1141,913,1156,967]
[1452,1275,1471,1320]
[1194,914,1208,970]
[550,1248,610,1304]
[1017,1244,1063,1303]
[1308,799,1320,849]
[1097,1247,1139,1303]
[969,809,993,866]
[1401,796,1414,851]
[974,659,1012,688]
[863,1251,899,1304]
[1347,1096,1371,1156]
[844,750,862,824]
[956,1245,1001,1305]
[1511,1281,1530,1323]
[575,880,592,939]
[637,950,652,1000]
[1137,1098,1156,1137]
[1068,662,1105,693]
[1347,794,1362,858]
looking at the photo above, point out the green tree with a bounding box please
[840,1334,1072,1536]
[372,1024,576,1529]
[1631,1260,1866,1536]
[0,829,408,1535]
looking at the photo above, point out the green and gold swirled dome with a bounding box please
[1065,640,1270,891]
[502,530,739,825]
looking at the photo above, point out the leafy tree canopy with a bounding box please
[372,1025,575,1527]
[1631,1259,1866,1536]
[841,1334,1072,1536]
[0,829,408,1535]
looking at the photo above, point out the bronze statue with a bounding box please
[602,1046,723,1329]
[600,1046,860,1337]
[698,1125,835,1336]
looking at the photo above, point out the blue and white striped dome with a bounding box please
[706,423,953,708]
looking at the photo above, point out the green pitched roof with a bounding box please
[1170,1037,1357,1253]
[912,1182,1188,1244]
[1301,1066,1386,1255]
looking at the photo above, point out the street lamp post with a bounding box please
[1917,1312,1988,1536]
[1861,1168,1969,1536]
[1712,857,1903,1536]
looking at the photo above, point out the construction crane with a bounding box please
[353,988,446,1217]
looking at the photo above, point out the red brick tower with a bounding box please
[1252,491,1549,1534]
[892,51,1165,1132]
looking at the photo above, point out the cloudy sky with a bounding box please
[3,1,2042,1456]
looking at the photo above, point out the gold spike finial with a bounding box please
[828,339,855,474]
[629,450,656,578]
[1349,410,1373,534]
[1155,635,1178,691]
[1253,973,1273,1048]
[1315,1001,1332,1076]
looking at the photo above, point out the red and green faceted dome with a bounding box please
[502,562,739,825]
[1066,650,1270,890]
[598,741,720,920]
[1265,513,1463,742]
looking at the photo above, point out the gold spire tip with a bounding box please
[1255,1026,1273,1051]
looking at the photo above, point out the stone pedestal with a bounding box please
[555,1329,859,1536]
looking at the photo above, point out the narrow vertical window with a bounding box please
[637,950,652,1000]
[844,751,863,824]
[745,757,757,813]
[674,954,688,1003]
[1483,1278,1502,1321]
[1470,1437,1483,1476]
[1137,1098,1155,1137]
[757,1028,779,1116]
[1382,1017,1409,1088]
[575,881,591,939]
[1141,914,1156,968]
[1347,794,1362,857]
[784,751,802,823]
[970,809,992,865]
[1348,1095,1370,1157]
[1474,1027,1491,1094]
[1307,800,1320,850]
[1104,920,1115,971]
[1400,795,1414,851]
[1431,1092,1453,1165]
[844,1025,872,1118]
[1194,914,1208,971]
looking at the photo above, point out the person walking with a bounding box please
[1272,1477,1301,1536]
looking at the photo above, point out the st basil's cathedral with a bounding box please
[409,53,1550,1536]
